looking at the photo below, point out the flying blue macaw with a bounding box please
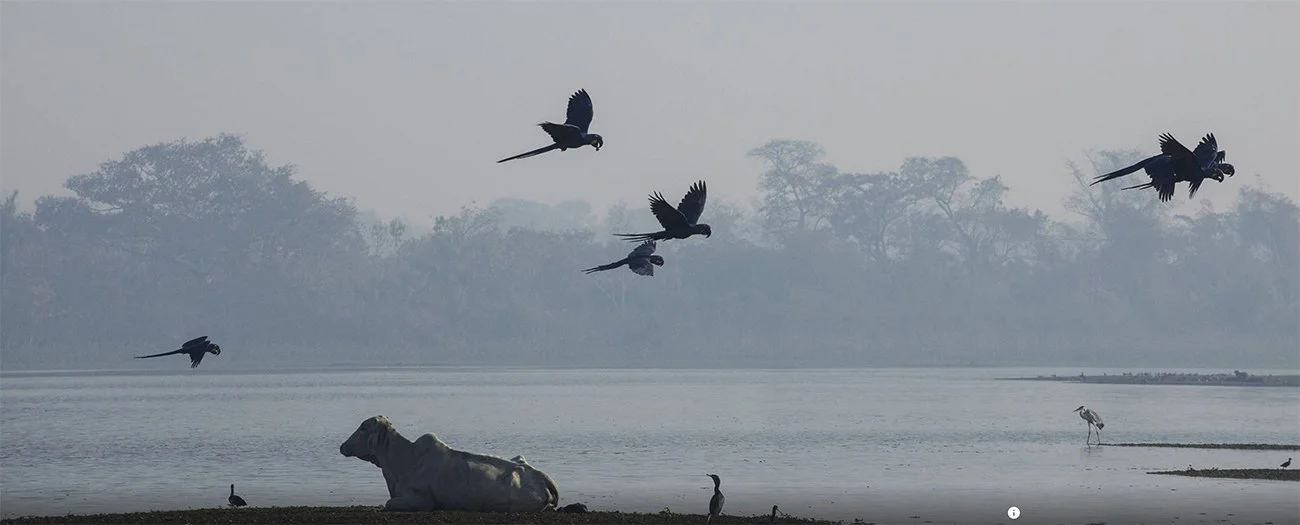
[135,336,222,368]
[497,89,604,163]
[582,241,665,276]
[1090,133,1234,202]
[614,181,713,242]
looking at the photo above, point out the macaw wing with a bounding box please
[1191,133,1217,167]
[181,336,209,350]
[628,259,655,276]
[676,180,708,225]
[1158,133,1195,161]
[563,89,594,134]
[1192,133,1218,167]
[628,240,657,259]
[539,122,583,144]
[648,192,689,231]
[1155,179,1176,202]
[1188,178,1205,200]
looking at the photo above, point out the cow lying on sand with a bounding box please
[340,415,559,512]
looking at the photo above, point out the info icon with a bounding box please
[1007,506,1021,519]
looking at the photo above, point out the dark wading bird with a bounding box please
[135,336,221,368]
[228,484,247,507]
[583,240,665,276]
[1073,405,1105,446]
[615,181,712,242]
[1090,133,1234,202]
[706,474,725,525]
[497,89,603,163]
[1282,458,1292,469]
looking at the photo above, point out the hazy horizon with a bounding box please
[2,2,1298,372]
[4,2,1298,224]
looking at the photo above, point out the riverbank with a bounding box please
[999,371,1299,387]
[1149,468,1299,481]
[0,506,837,525]
[1106,442,1300,450]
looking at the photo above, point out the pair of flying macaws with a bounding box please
[497,90,712,277]
[1090,132,1234,202]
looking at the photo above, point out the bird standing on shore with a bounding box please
[228,484,247,507]
[706,474,724,524]
[497,89,603,163]
[1282,458,1292,469]
[1073,406,1105,446]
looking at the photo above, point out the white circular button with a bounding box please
[1008,506,1021,519]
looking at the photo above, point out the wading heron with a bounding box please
[1073,406,1105,446]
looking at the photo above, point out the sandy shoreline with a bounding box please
[1148,467,1299,481]
[0,506,835,525]
[1105,442,1300,450]
[6,503,1297,525]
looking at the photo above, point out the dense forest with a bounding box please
[1,134,1296,369]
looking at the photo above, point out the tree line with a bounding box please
[1,134,1295,369]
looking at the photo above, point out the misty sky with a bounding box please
[3,1,1297,224]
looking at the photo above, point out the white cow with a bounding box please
[339,415,559,512]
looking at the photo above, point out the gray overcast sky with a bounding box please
[3,1,1297,223]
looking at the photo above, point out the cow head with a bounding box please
[340,415,392,465]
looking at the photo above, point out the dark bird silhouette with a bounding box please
[615,181,712,242]
[706,474,724,524]
[497,89,603,163]
[583,241,665,276]
[1090,133,1233,202]
[135,336,221,368]
[1282,458,1292,469]
[770,504,780,522]
[228,484,247,507]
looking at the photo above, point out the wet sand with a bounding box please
[1149,468,1299,481]
[0,506,834,525]
[999,372,1299,387]
[1106,442,1300,450]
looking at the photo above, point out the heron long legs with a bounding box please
[1074,406,1104,447]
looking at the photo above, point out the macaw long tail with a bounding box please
[135,349,183,359]
[497,143,560,163]
[1091,155,1161,185]
[613,232,663,243]
[582,259,627,274]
